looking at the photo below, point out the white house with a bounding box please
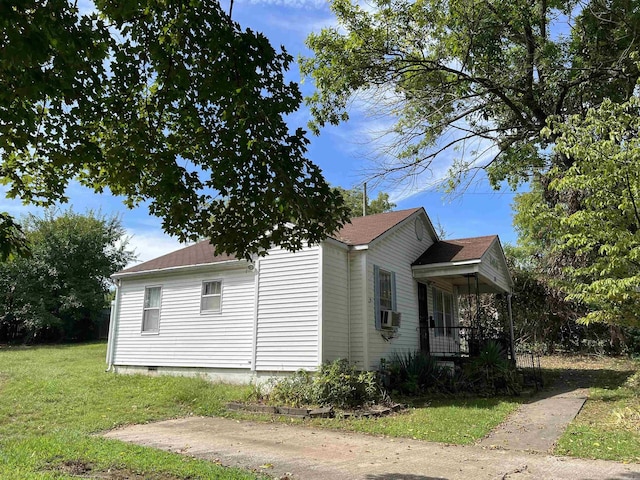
[106,207,513,382]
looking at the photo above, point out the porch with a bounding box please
[411,236,516,362]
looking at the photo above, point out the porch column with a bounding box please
[507,293,516,363]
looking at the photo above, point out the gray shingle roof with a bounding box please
[412,235,498,266]
[118,208,423,275]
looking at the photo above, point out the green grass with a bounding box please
[0,342,260,479]
[0,342,561,479]
[307,397,522,445]
[544,356,640,463]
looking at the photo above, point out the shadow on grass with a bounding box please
[536,367,636,400]
[402,396,520,410]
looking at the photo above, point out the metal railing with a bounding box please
[421,325,511,358]
[515,351,543,390]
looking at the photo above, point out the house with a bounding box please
[106,207,514,382]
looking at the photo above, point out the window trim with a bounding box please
[141,285,162,335]
[200,279,223,314]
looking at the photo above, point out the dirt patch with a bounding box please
[49,460,185,479]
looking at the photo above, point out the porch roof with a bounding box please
[411,236,512,294]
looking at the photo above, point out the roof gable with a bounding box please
[412,235,498,266]
[331,207,423,246]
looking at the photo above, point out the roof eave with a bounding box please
[112,259,247,280]
[412,258,482,271]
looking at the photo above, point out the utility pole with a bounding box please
[363,182,367,216]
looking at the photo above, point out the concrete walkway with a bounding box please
[478,387,589,453]
[105,415,640,480]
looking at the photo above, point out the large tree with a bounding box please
[0,0,349,259]
[515,98,640,326]
[0,210,134,343]
[300,0,640,188]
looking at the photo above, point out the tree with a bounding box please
[335,186,395,217]
[515,98,640,327]
[503,245,591,352]
[300,0,640,188]
[0,1,349,259]
[0,210,134,343]
[0,213,29,261]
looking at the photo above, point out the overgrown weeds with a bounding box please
[267,359,382,409]
[385,343,521,396]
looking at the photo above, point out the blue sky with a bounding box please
[1,0,522,265]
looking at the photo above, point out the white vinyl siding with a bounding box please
[479,241,512,293]
[254,246,321,371]
[348,250,367,368]
[113,267,255,369]
[321,243,349,363]
[365,212,436,370]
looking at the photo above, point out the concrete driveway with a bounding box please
[104,416,640,480]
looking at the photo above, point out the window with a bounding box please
[374,265,396,330]
[201,280,222,313]
[142,286,162,333]
[379,270,393,311]
[432,287,454,337]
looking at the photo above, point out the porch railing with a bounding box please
[421,325,511,358]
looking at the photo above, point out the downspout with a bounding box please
[347,248,351,363]
[362,252,369,370]
[105,279,121,372]
[250,259,261,373]
[474,272,481,336]
[507,293,516,364]
[317,245,324,367]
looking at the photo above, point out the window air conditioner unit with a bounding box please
[381,310,401,329]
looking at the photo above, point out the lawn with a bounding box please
[0,342,261,479]
[543,355,640,463]
[9,344,632,479]
[1,342,526,479]
[309,396,521,445]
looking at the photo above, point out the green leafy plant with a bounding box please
[463,341,521,396]
[312,359,380,409]
[267,370,314,408]
[386,351,451,395]
[267,359,382,409]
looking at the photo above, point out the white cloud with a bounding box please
[322,83,501,204]
[123,230,185,267]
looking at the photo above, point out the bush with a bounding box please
[313,359,380,409]
[385,350,451,395]
[267,359,382,409]
[267,370,314,407]
[462,341,521,396]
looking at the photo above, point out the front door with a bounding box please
[418,282,429,353]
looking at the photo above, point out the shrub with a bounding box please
[267,370,314,407]
[462,341,521,396]
[312,359,380,409]
[386,350,451,395]
[266,359,382,409]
